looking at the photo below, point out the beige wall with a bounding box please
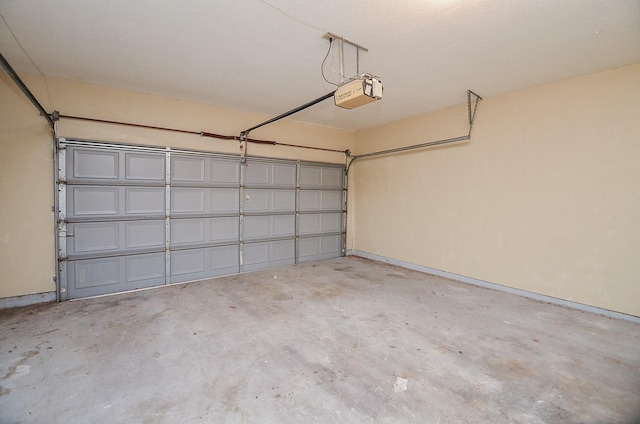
[0,73,56,298]
[3,65,639,317]
[50,78,353,163]
[351,63,640,317]
[0,73,354,299]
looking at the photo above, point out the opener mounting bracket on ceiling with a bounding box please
[322,32,368,83]
[238,33,382,161]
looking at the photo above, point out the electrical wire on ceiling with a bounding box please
[256,0,326,33]
[254,1,352,87]
[238,32,382,155]
[321,38,339,87]
[321,33,372,87]
[1,13,53,110]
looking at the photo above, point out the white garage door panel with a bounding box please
[73,149,119,179]
[243,215,295,241]
[125,188,165,214]
[67,220,165,255]
[298,190,342,212]
[244,189,296,213]
[209,159,241,185]
[127,254,166,283]
[171,155,240,186]
[297,163,344,265]
[59,141,345,300]
[171,218,203,245]
[297,235,343,263]
[170,188,240,215]
[171,217,240,247]
[126,221,166,249]
[299,165,343,189]
[171,249,205,277]
[69,222,119,253]
[172,156,205,182]
[244,161,297,187]
[170,245,240,283]
[67,253,165,298]
[298,213,342,235]
[67,186,165,219]
[70,148,165,183]
[125,153,165,181]
[71,258,119,289]
[69,186,119,216]
[243,240,295,272]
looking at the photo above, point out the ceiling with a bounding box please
[1,0,639,132]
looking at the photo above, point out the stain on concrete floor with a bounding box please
[1,256,639,423]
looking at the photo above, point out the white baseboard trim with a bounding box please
[347,250,640,324]
[0,291,56,310]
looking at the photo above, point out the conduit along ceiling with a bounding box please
[1,0,639,132]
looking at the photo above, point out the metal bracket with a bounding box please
[323,33,369,82]
[165,147,172,285]
[239,131,248,165]
[346,89,483,174]
[467,90,483,133]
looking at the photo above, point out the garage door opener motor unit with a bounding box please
[334,74,383,109]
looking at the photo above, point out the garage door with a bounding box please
[57,139,345,300]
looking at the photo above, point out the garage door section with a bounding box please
[242,159,297,272]
[297,164,345,262]
[60,146,167,299]
[169,154,241,283]
[58,140,346,300]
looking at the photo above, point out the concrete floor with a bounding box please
[1,257,639,424]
